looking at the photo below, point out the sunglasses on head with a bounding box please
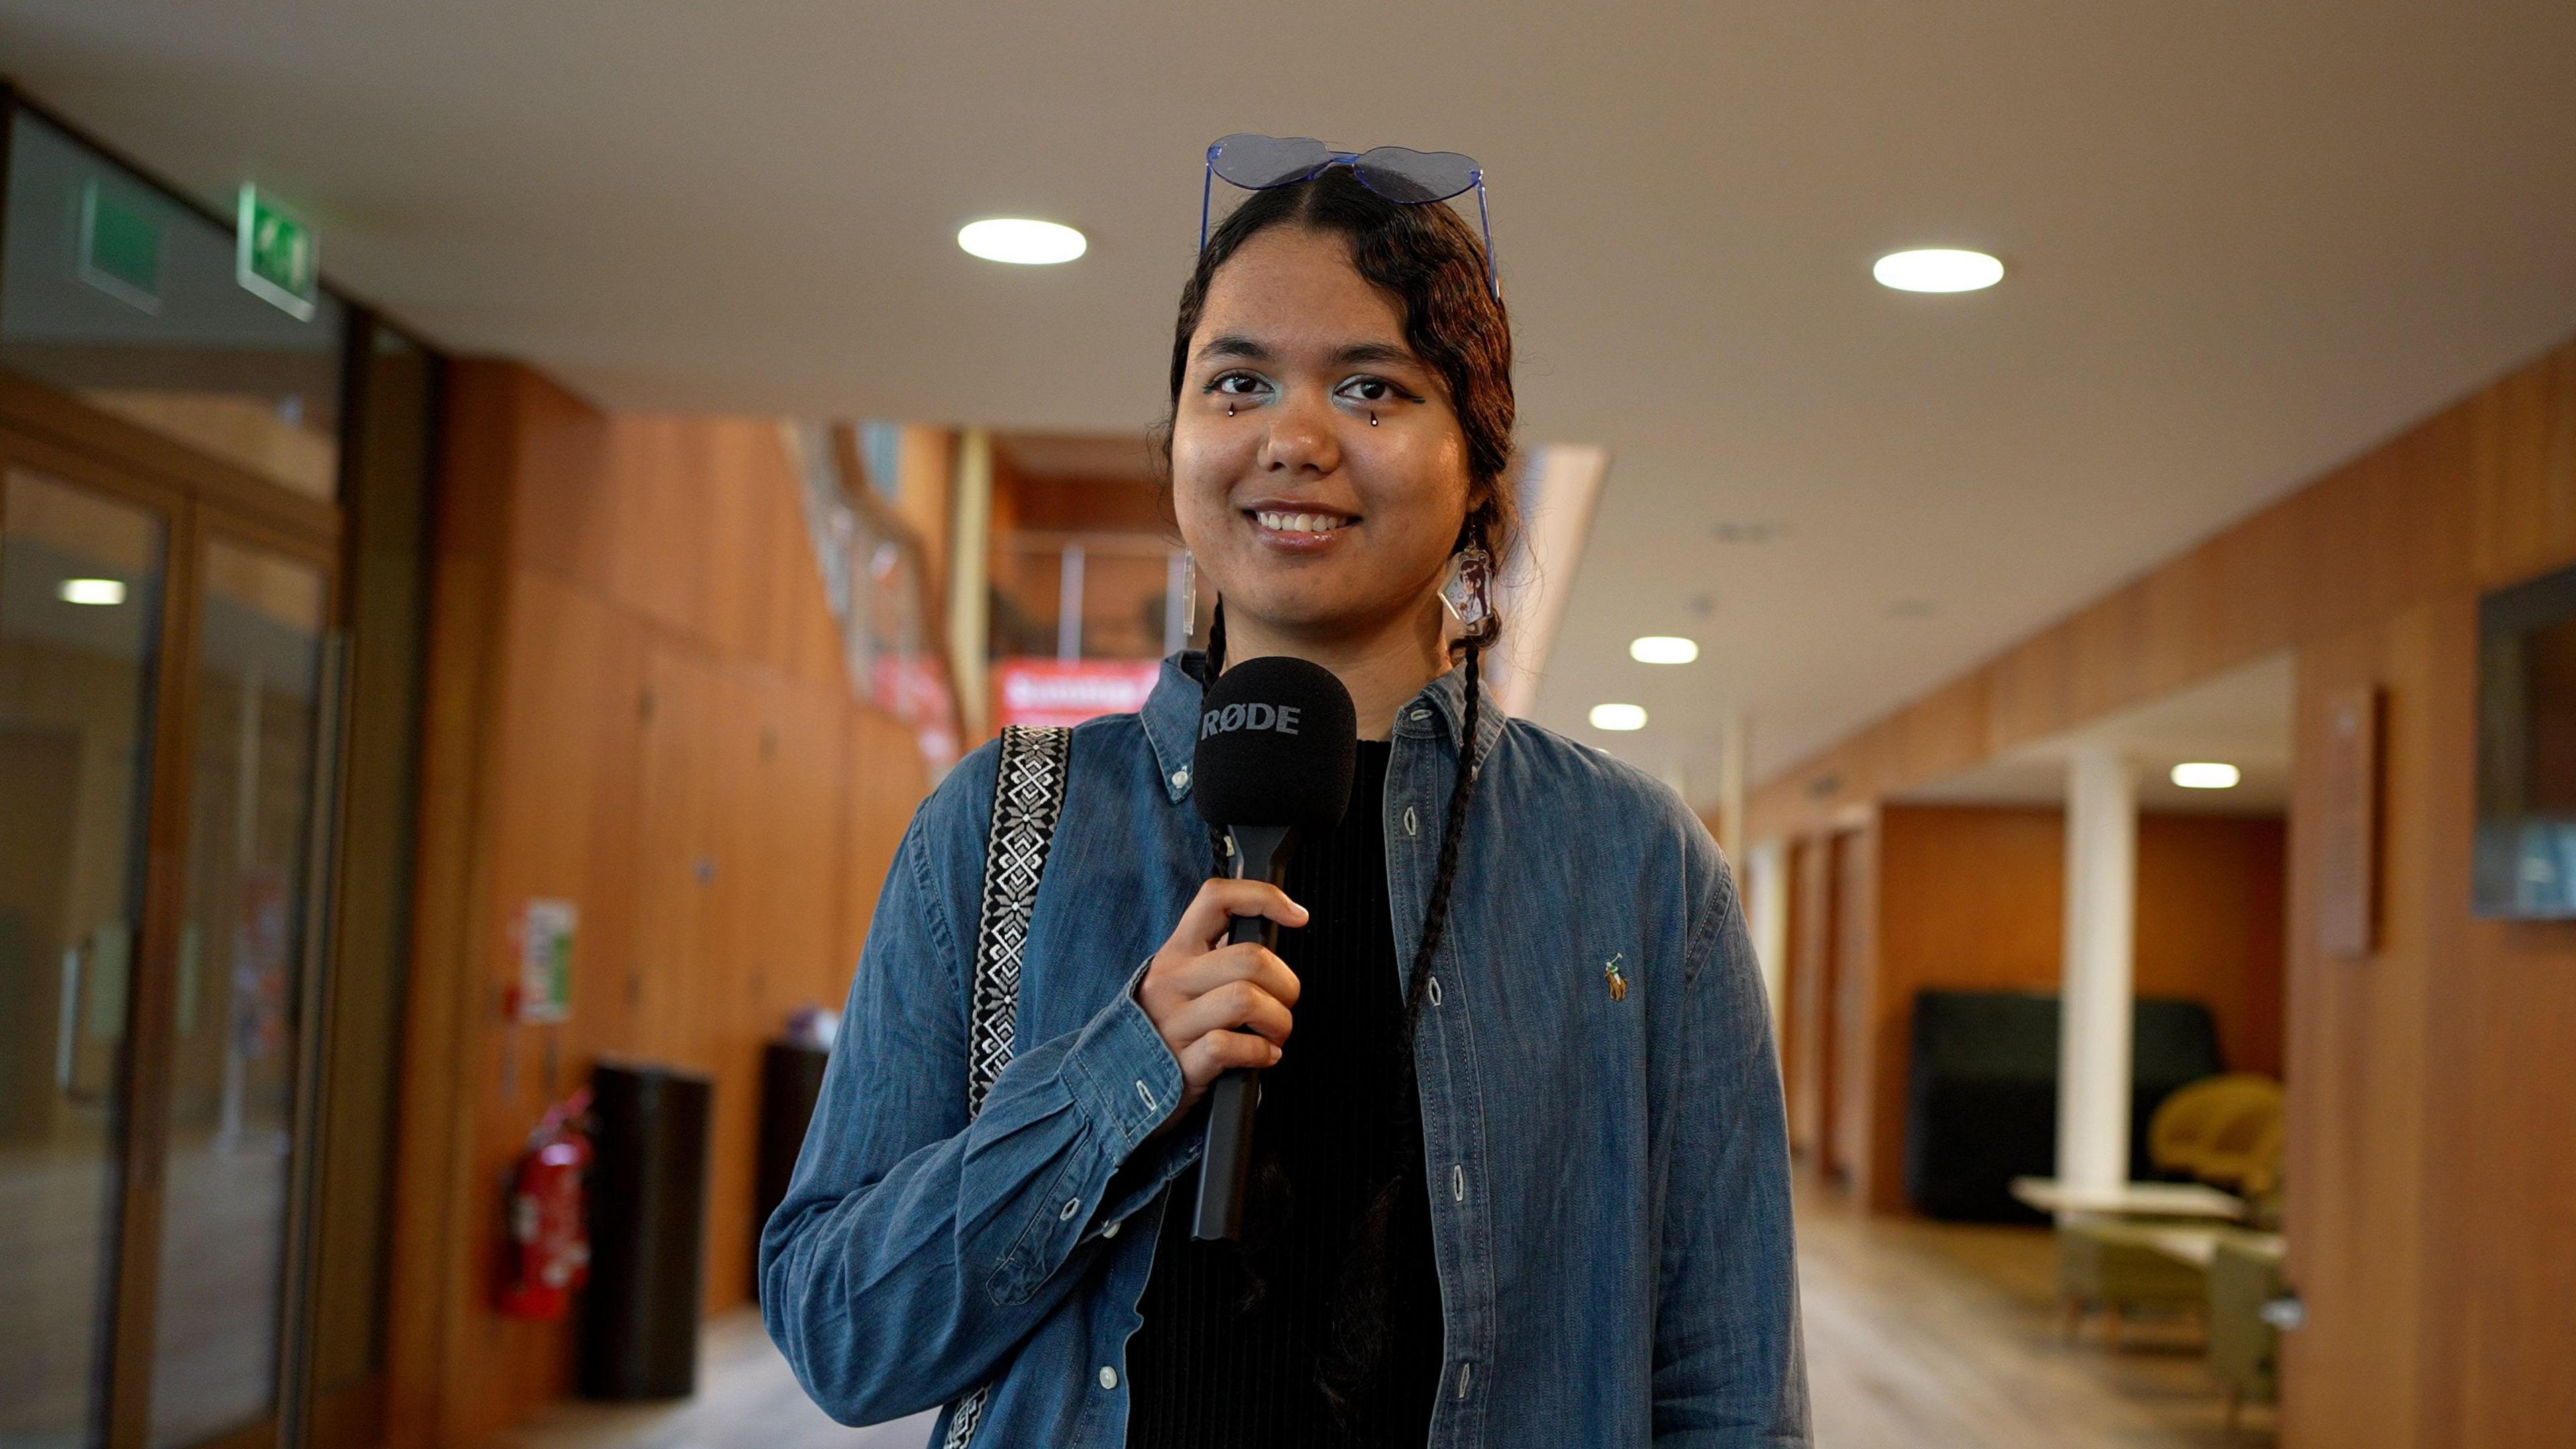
[1199,133,1499,302]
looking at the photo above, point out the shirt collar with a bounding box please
[1142,649,1507,805]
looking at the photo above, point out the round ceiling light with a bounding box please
[1590,702,1648,732]
[1873,248,2004,293]
[58,578,125,606]
[957,218,1087,266]
[1629,636,1700,665]
[2170,761,2241,790]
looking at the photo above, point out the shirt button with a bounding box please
[1060,1197,1080,1220]
[1098,1366,1120,1390]
[1403,806,1419,836]
[1171,767,1189,789]
[1102,1220,1121,1239]
[1410,708,1431,722]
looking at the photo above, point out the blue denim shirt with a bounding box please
[761,653,1810,1447]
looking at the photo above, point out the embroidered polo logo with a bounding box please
[1604,952,1628,1002]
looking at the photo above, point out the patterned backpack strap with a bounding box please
[945,722,1072,1448]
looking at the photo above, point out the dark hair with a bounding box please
[1165,166,1509,1427]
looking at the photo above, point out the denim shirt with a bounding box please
[761,653,1811,1448]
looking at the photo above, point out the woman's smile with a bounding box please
[1244,498,1362,553]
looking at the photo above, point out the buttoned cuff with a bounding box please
[1063,959,1187,1161]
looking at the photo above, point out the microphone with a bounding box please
[1187,655,1357,1240]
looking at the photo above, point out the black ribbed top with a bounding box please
[1125,739,1445,1446]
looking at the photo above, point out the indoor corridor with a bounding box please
[498,1181,2267,1449]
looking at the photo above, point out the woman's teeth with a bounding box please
[1254,511,1350,534]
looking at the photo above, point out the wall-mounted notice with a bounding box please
[517,899,578,1023]
[2318,685,2380,959]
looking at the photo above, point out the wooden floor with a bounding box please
[1799,1179,2275,1448]
[502,1179,2275,1449]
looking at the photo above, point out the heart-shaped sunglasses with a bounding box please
[1199,133,1499,302]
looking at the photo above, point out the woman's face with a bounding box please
[1171,225,1472,647]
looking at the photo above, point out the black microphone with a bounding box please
[1187,655,1357,1240]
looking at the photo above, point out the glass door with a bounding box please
[0,421,341,1449]
[148,531,332,1448]
[0,464,172,1449]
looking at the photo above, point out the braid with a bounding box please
[1318,641,1483,1425]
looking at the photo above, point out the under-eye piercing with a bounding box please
[1226,403,1236,417]
[1368,411,1380,427]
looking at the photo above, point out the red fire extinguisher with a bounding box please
[498,1087,594,1320]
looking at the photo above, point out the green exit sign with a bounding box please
[235,184,319,321]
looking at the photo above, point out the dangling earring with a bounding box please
[1441,539,1494,640]
[1169,550,1198,657]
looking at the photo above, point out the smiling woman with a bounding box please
[761,161,1807,1449]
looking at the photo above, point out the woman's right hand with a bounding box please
[1136,878,1307,1127]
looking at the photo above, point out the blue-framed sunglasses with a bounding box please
[1200,133,1499,301]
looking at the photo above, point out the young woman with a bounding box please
[762,161,1809,1448]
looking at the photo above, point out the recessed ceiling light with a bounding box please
[1590,702,1648,731]
[58,578,125,606]
[957,218,1087,265]
[2170,761,2241,790]
[1629,636,1699,665]
[1873,248,2004,293]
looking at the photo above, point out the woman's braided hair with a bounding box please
[1157,164,1518,1426]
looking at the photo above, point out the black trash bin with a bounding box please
[580,1060,713,1399]
[751,1038,832,1301]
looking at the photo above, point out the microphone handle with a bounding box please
[1190,911,1272,1241]
[1191,822,1293,1242]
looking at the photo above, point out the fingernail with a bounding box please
[1269,1044,1284,1063]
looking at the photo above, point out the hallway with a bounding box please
[501,1183,2265,1449]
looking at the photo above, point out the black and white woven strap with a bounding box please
[944,723,1071,1448]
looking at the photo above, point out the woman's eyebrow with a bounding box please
[1197,333,1270,363]
[1331,341,1420,368]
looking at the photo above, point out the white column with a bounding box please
[2058,745,2138,1195]
[1745,839,1790,1041]
[1715,712,1749,867]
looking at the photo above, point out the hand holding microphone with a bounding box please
[1137,879,1307,1120]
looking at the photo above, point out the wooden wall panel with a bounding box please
[2279,610,2438,1448]
[1742,333,2576,1445]
[388,364,932,1449]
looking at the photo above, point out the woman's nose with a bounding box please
[1258,394,1342,477]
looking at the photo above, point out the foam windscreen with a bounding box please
[1191,655,1358,830]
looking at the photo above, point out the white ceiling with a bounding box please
[1896,651,2295,814]
[7,2,2575,803]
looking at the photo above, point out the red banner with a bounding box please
[994,658,1162,729]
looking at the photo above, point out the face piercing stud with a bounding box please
[1368,411,1380,427]
[1226,404,1236,417]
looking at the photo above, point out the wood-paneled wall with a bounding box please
[1829,804,2286,1211]
[382,363,930,1449]
[1748,338,2576,1447]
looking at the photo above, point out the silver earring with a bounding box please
[1442,543,1493,637]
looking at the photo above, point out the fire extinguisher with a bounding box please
[498,1087,594,1320]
